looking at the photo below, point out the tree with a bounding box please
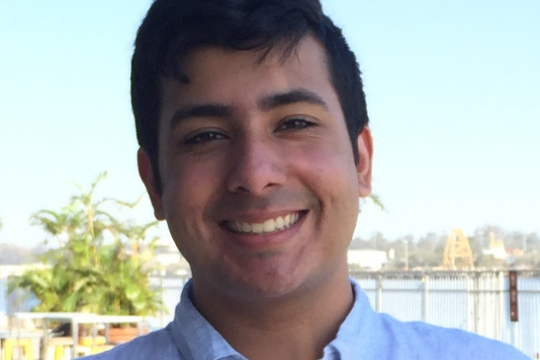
[10,172,165,316]
[368,193,384,210]
[417,232,438,252]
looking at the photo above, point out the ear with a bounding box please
[356,127,373,198]
[137,148,165,220]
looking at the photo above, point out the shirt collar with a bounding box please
[324,278,378,359]
[171,280,247,360]
[171,278,374,360]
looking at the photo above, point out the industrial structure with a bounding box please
[483,232,507,260]
[442,228,474,270]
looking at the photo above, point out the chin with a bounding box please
[220,266,319,302]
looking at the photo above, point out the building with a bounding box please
[347,250,388,271]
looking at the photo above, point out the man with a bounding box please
[86,0,529,359]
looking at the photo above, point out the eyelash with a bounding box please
[183,131,227,145]
[182,117,316,146]
[275,117,316,132]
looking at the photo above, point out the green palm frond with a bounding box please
[13,172,164,317]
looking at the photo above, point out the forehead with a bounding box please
[159,36,342,118]
[182,36,327,83]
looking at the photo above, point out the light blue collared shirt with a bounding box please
[84,279,530,359]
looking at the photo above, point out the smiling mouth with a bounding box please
[223,211,305,235]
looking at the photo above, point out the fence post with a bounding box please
[422,274,429,323]
[496,271,504,341]
[376,274,382,312]
[474,272,480,334]
[466,273,472,331]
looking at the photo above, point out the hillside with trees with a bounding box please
[350,226,540,270]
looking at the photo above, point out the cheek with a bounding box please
[297,144,359,234]
[161,158,220,225]
[161,164,219,261]
[297,142,359,199]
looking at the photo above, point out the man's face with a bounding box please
[139,36,372,300]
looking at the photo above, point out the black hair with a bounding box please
[132,0,369,189]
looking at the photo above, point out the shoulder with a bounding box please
[376,313,530,360]
[79,325,181,360]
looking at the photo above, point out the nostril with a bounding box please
[225,161,286,195]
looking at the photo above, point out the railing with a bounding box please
[3,269,539,358]
[148,270,540,358]
[349,270,540,359]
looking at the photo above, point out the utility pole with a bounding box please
[404,240,409,270]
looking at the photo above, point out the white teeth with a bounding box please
[284,214,291,226]
[251,223,264,234]
[263,219,276,232]
[227,212,302,234]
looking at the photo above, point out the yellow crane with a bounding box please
[442,228,474,270]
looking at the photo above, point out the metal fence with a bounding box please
[350,270,540,359]
[3,270,539,358]
[148,271,540,358]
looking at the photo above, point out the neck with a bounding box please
[192,262,353,360]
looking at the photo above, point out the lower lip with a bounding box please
[221,213,306,250]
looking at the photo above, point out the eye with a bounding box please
[182,131,227,146]
[276,117,316,132]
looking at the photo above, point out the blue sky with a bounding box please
[1,0,539,247]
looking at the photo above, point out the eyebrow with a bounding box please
[169,88,328,129]
[258,89,328,111]
[170,104,233,129]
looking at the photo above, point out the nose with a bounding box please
[225,134,286,196]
